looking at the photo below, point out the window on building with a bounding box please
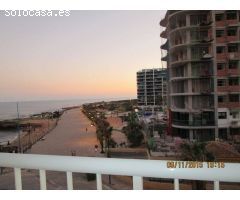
[218,112,227,119]
[228,44,238,53]
[218,96,226,103]
[227,28,237,36]
[229,61,238,69]
[217,46,225,54]
[229,94,239,102]
[218,96,223,102]
[217,63,226,70]
[215,13,224,21]
[226,11,237,20]
[229,77,239,86]
[190,14,207,25]
[217,79,227,86]
[216,30,225,37]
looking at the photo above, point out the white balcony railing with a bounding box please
[0,153,240,190]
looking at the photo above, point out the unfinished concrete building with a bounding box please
[160,10,240,141]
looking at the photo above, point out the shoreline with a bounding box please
[0,105,81,145]
[0,109,68,152]
[0,99,136,153]
[0,117,59,153]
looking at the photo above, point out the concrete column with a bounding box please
[144,70,147,106]
[186,14,190,26]
[211,10,219,139]
[153,70,155,106]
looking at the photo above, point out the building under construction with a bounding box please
[160,10,240,141]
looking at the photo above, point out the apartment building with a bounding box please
[160,10,240,141]
[137,68,167,110]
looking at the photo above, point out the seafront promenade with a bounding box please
[30,108,102,157]
[0,107,104,189]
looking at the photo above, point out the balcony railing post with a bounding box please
[39,169,47,190]
[174,178,180,190]
[133,176,143,190]
[66,171,73,190]
[214,181,220,190]
[14,168,22,190]
[96,173,102,190]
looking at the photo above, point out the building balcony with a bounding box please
[1,153,240,190]
[191,53,213,61]
[160,29,167,38]
[160,16,167,27]
[161,54,169,61]
[172,119,215,127]
[218,86,240,93]
[193,70,213,78]
[190,37,213,45]
[218,102,240,109]
[161,40,168,50]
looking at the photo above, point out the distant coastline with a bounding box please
[0,97,131,121]
[0,98,133,145]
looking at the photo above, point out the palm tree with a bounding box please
[96,128,105,153]
[179,141,215,190]
[95,118,113,154]
[105,126,113,157]
[123,112,144,147]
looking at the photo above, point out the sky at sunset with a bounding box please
[0,10,166,102]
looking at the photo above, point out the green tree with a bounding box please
[179,142,215,190]
[95,118,113,154]
[108,103,116,111]
[122,101,133,112]
[123,112,144,147]
[147,137,156,151]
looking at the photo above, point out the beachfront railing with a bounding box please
[0,153,240,190]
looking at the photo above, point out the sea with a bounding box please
[0,97,125,144]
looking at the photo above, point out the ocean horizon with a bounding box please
[0,97,132,121]
[0,97,132,144]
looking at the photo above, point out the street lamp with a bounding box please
[16,102,21,153]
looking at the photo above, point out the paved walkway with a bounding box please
[30,108,102,157]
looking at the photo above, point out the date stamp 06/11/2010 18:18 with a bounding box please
[167,161,225,169]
